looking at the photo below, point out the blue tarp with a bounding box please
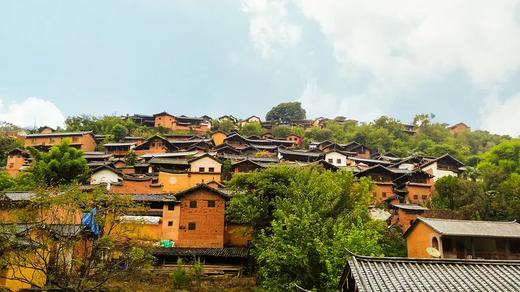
[81,207,101,236]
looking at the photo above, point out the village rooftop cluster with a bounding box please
[2,111,519,291]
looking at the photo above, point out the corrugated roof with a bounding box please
[342,255,520,292]
[415,217,520,238]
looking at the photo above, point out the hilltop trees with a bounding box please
[431,139,520,221]
[226,166,405,290]
[266,102,306,123]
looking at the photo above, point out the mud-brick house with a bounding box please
[388,203,429,232]
[405,217,520,260]
[355,165,400,203]
[121,184,248,249]
[159,154,222,192]
[174,184,228,248]
[393,170,434,205]
[448,122,471,135]
[103,142,135,157]
[278,147,323,163]
[133,135,178,156]
[420,154,465,182]
[286,133,303,147]
[110,175,163,194]
[239,115,261,127]
[154,112,176,129]
[22,131,97,152]
[5,148,31,177]
[340,141,372,159]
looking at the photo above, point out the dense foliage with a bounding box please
[226,166,405,290]
[29,140,89,187]
[265,102,307,123]
[433,139,520,221]
[0,186,154,290]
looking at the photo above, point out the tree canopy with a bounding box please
[265,102,307,123]
[226,166,405,290]
[29,140,89,187]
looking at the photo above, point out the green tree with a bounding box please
[0,186,154,290]
[0,171,16,191]
[124,150,138,166]
[112,123,129,142]
[226,166,405,290]
[29,140,89,187]
[240,122,263,137]
[265,102,306,123]
[0,136,23,166]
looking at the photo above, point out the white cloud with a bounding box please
[300,80,383,121]
[242,0,520,121]
[0,97,66,129]
[241,0,302,58]
[296,0,520,88]
[480,94,520,137]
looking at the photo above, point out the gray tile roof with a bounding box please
[341,255,520,292]
[131,194,178,202]
[414,217,520,238]
[152,247,249,258]
[391,203,429,211]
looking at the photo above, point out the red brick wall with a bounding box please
[176,189,225,248]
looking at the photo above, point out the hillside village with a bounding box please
[1,103,520,291]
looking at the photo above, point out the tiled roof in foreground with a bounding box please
[340,255,520,292]
[152,247,249,258]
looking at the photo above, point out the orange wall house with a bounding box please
[5,148,30,177]
[23,131,97,152]
[286,134,303,147]
[133,136,175,156]
[175,185,228,248]
[154,112,176,128]
[405,217,520,260]
[110,177,163,194]
[405,183,433,205]
[119,196,181,242]
[159,172,221,193]
[373,182,394,203]
[389,204,429,233]
[448,122,470,135]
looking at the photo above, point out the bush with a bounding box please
[171,259,191,289]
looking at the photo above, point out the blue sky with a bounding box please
[1,1,520,136]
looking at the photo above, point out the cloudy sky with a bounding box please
[1,1,520,136]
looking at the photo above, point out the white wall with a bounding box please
[190,156,222,173]
[325,151,348,167]
[422,162,457,181]
[91,169,121,188]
